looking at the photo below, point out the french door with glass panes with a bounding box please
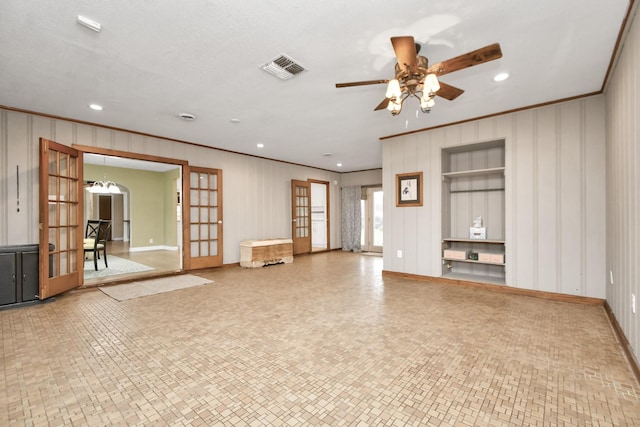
[39,138,83,298]
[184,166,223,270]
[291,179,311,255]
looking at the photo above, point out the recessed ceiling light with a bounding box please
[178,113,196,121]
[257,143,264,148]
[230,118,240,123]
[323,153,333,157]
[77,15,102,32]
[89,104,103,111]
[494,73,509,82]
[336,163,343,167]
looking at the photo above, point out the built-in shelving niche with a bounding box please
[441,140,506,284]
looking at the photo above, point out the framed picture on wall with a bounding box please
[396,172,423,207]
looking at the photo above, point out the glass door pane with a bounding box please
[372,190,384,247]
[185,167,222,269]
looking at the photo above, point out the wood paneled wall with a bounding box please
[341,169,382,187]
[0,109,342,263]
[382,96,606,299]
[605,2,640,364]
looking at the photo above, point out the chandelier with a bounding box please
[86,180,121,194]
[86,157,121,194]
[385,55,440,116]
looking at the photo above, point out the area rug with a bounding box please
[84,255,154,280]
[99,274,213,301]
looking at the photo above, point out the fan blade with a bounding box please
[391,36,418,73]
[374,98,390,111]
[335,79,389,88]
[436,82,464,100]
[427,43,502,77]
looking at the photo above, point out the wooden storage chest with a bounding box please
[240,239,293,268]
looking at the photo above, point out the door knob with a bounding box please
[217,220,222,224]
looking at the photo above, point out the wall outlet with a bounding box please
[149,238,153,244]
[633,294,637,315]
[397,250,402,258]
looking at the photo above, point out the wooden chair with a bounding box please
[84,220,111,271]
[85,220,101,241]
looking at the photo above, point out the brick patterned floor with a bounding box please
[1,251,639,426]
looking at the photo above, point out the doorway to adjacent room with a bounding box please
[361,187,383,253]
[83,154,183,284]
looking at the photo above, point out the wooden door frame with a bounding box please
[73,145,188,271]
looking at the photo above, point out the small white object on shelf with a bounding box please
[469,227,486,239]
[470,216,486,239]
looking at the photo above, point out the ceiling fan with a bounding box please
[335,36,503,116]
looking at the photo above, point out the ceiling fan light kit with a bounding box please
[336,36,502,117]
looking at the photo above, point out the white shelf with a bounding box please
[441,140,506,285]
[442,167,505,179]
[443,238,505,244]
[443,257,505,266]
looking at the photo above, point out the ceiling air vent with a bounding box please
[260,54,307,80]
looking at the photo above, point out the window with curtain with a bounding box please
[341,185,362,252]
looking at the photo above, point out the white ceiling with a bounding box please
[84,153,179,172]
[0,1,631,172]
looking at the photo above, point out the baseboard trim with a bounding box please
[129,245,179,253]
[604,302,640,385]
[381,270,605,306]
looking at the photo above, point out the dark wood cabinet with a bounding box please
[0,244,41,306]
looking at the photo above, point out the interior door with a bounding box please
[184,166,223,270]
[39,138,83,299]
[291,179,311,255]
[98,195,112,240]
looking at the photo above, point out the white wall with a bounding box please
[0,109,342,263]
[382,95,607,299]
[605,3,640,363]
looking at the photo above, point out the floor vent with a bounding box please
[260,54,307,80]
